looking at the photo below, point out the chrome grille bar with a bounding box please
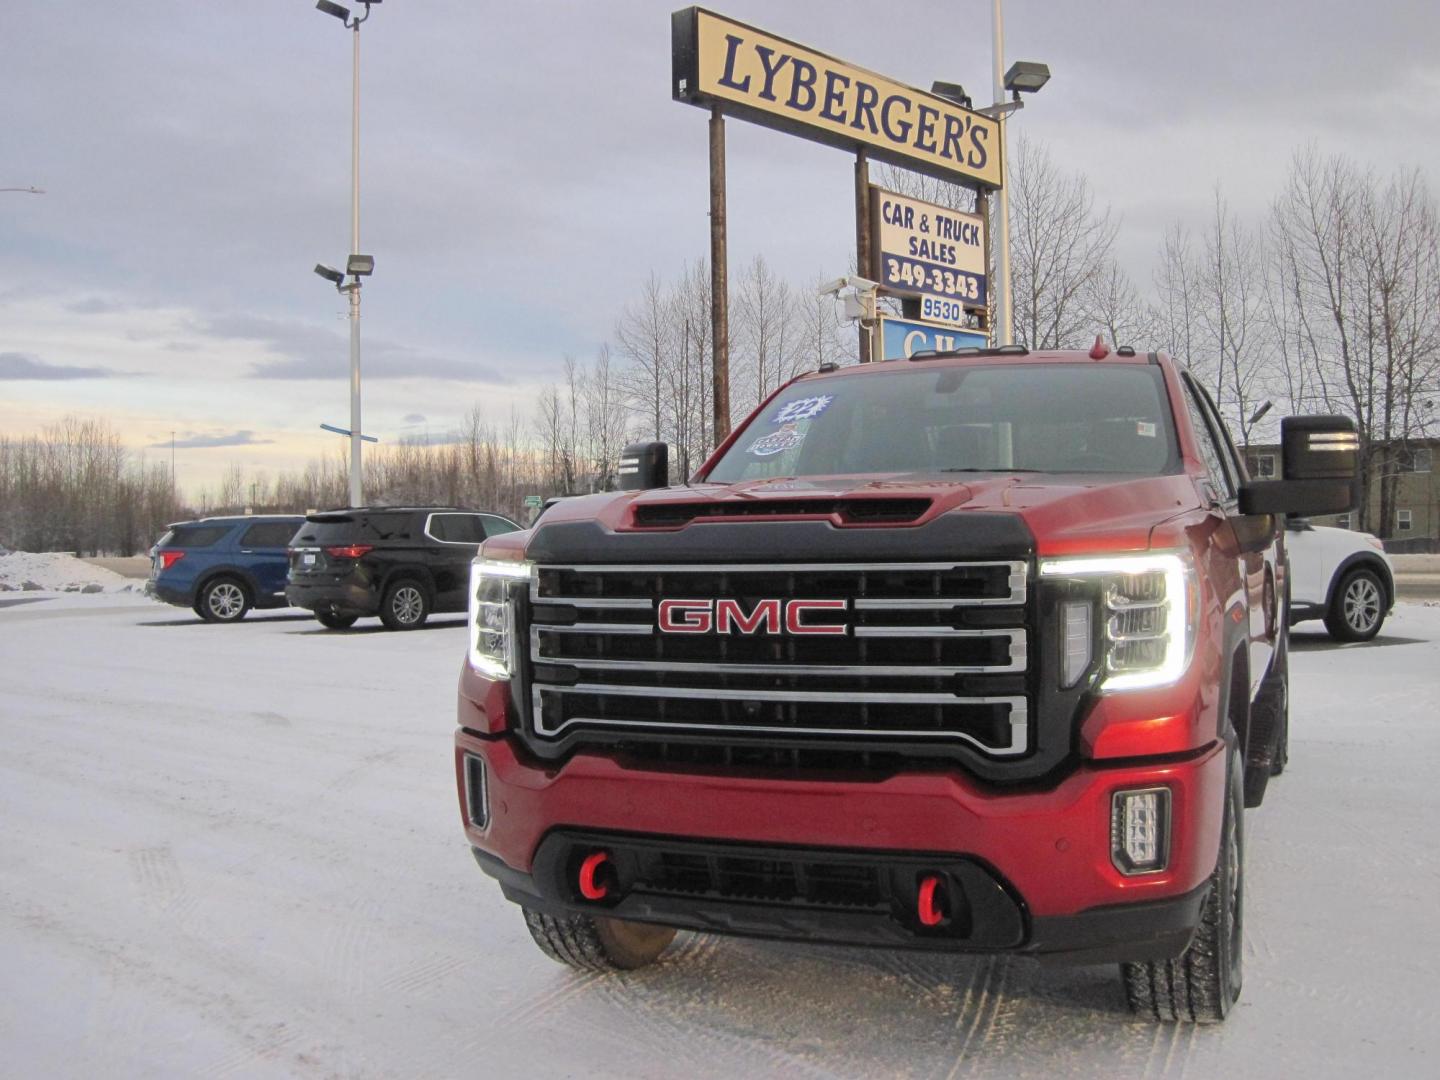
[532,686,1029,756]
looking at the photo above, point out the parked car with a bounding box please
[1286,518,1395,641]
[147,515,305,622]
[287,506,520,630]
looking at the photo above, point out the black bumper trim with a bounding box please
[472,835,1207,964]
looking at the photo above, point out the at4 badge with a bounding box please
[747,423,805,457]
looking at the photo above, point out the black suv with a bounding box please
[286,506,520,630]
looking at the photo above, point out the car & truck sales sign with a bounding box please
[872,188,987,311]
[672,8,1002,190]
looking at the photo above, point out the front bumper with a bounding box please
[455,729,1226,962]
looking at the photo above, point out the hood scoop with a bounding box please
[632,497,932,529]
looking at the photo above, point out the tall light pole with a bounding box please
[988,2,1049,347]
[315,0,381,508]
[991,0,1012,346]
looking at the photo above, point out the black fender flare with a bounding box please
[1325,552,1394,613]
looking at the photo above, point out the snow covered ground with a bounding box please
[2,596,1438,1078]
[0,551,137,594]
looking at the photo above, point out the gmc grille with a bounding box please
[522,561,1031,758]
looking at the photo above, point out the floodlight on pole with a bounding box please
[346,254,375,276]
[930,81,972,110]
[314,263,345,286]
[1003,60,1051,96]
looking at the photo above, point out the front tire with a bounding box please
[379,579,430,630]
[522,908,676,972]
[198,577,251,623]
[1324,566,1386,642]
[1122,747,1244,1023]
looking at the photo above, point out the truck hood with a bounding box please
[503,472,1204,557]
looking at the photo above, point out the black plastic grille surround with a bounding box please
[507,515,1084,782]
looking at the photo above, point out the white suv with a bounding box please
[1285,519,1395,641]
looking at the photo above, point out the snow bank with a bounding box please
[0,551,137,593]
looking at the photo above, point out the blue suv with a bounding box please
[147,515,304,622]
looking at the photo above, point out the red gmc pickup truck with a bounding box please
[454,343,1358,1023]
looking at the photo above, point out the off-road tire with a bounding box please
[1324,566,1386,642]
[522,908,676,972]
[1121,747,1244,1023]
[197,577,251,623]
[316,611,358,630]
[379,578,430,631]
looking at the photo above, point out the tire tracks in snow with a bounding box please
[941,956,1010,1080]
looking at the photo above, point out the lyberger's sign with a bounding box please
[672,7,1002,189]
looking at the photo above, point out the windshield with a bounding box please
[704,363,1180,483]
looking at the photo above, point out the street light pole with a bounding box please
[348,13,363,509]
[316,0,377,509]
[991,0,1012,347]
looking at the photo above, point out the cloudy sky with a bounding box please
[3,0,1438,495]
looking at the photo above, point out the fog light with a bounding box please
[1061,601,1092,687]
[1111,787,1170,875]
[463,753,489,829]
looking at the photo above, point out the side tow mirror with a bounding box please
[618,441,669,491]
[1238,416,1359,517]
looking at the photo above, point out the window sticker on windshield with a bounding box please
[772,395,833,423]
[747,423,806,457]
[1136,421,1157,437]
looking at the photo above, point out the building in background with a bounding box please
[1245,437,1438,552]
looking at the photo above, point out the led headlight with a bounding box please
[467,557,533,677]
[1039,553,1196,692]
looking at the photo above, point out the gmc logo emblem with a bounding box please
[657,598,848,635]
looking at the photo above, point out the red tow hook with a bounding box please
[918,874,947,927]
[578,851,612,901]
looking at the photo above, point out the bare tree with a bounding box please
[1270,148,1440,534]
[1085,258,1152,353]
[1009,135,1117,350]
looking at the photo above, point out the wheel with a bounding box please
[1324,566,1386,642]
[1122,747,1243,1023]
[522,907,676,972]
[198,577,251,623]
[316,611,358,630]
[379,578,430,630]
